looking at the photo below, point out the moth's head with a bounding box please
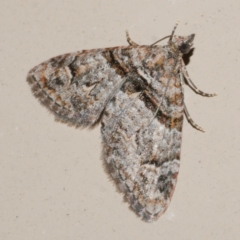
[171,34,195,54]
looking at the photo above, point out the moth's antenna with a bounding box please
[150,35,171,46]
[169,21,179,42]
[150,21,180,46]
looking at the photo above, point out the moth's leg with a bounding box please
[181,60,217,97]
[126,31,139,46]
[184,103,205,132]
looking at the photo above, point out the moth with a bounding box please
[27,23,216,222]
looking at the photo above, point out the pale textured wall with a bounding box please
[1,1,239,240]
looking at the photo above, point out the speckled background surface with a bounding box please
[1,1,239,239]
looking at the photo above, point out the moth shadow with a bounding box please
[182,48,195,66]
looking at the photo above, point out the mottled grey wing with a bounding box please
[27,49,126,128]
[101,83,183,222]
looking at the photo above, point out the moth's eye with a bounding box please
[179,43,187,51]
[179,43,190,54]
